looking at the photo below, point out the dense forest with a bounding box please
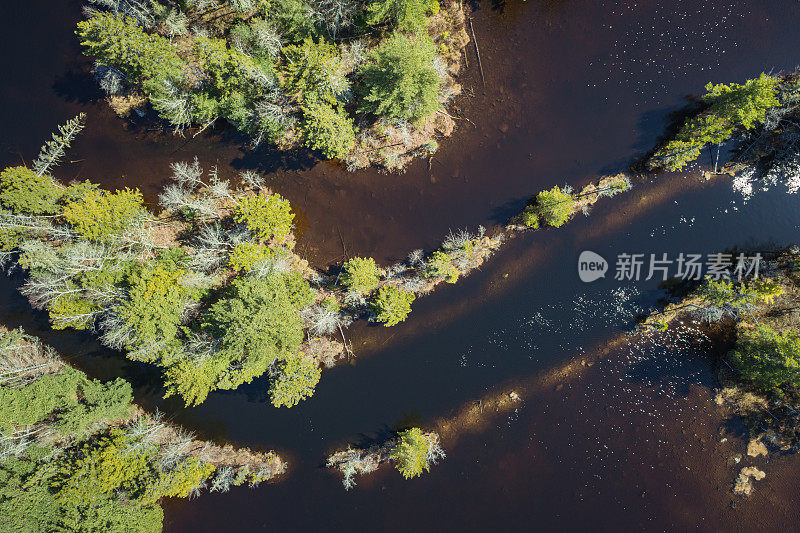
[0,328,284,532]
[77,0,470,170]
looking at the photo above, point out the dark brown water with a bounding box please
[2,0,800,531]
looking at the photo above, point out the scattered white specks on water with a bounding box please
[588,1,745,104]
[459,287,643,367]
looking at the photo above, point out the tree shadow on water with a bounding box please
[53,63,103,106]
[630,98,704,170]
[231,144,320,176]
[621,344,715,399]
[489,195,529,224]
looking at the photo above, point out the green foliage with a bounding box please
[48,295,103,331]
[62,187,145,241]
[372,285,415,326]
[117,260,195,355]
[283,38,349,103]
[167,273,312,405]
[77,12,185,84]
[268,356,322,407]
[696,277,739,308]
[57,377,134,435]
[0,166,62,215]
[300,99,356,158]
[728,325,800,394]
[229,19,282,61]
[358,33,441,121]
[229,242,273,271]
[0,365,133,439]
[523,186,575,228]
[0,329,221,532]
[697,277,784,314]
[390,427,431,479]
[0,225,24,253]
[520,208,540,229]
[50,429,212,528]
[20,243,134,331]
[650,74,780,170]
[321,295,341,312]
[257,0,317,39]
[0,454,62,533]
[0,451,164,533]
[234,193,294,242]
[0,369,81,431]
[53,430,157,504]
[163,358,224,408]
[424,251,458,282]
[341,257,381,294]
[62,180,101,204]
[365,0,439,33]
[192,34,266,98]
[748,278,785,303]
[157,458,216,499]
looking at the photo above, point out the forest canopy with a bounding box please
[0,328,283,532]
[77,0,470,171]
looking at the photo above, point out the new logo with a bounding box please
[578,251,608,282]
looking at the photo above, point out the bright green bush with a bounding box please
[283,38,349,103]
[0,369,81,431]
[524,186,574,228]
[117,261,195,355]
[0,166,62,215]
[166,272,313,405]
[228,242,273,271]
[77,12,185,83]
[300,99,356,159]
[390,427,431,479]
[257,0,318,40]
[728,324,800,394]
[0,451,164,533]
[365,0,439,33]
[341,257,381,294]
[358,33,441,121]
[157,458,216,499]
[0,363,133,439]
[424,251,458,282]
[268,356,322,407]
[697,277,784,314]
[234,193,294,242]
[62,188,145,241]
[372,285,415,326]
[521,208,540,228]
[47,294,103,331]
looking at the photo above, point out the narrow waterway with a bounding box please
[1,0,800,531]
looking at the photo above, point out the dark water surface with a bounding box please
[2,0,800,531]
